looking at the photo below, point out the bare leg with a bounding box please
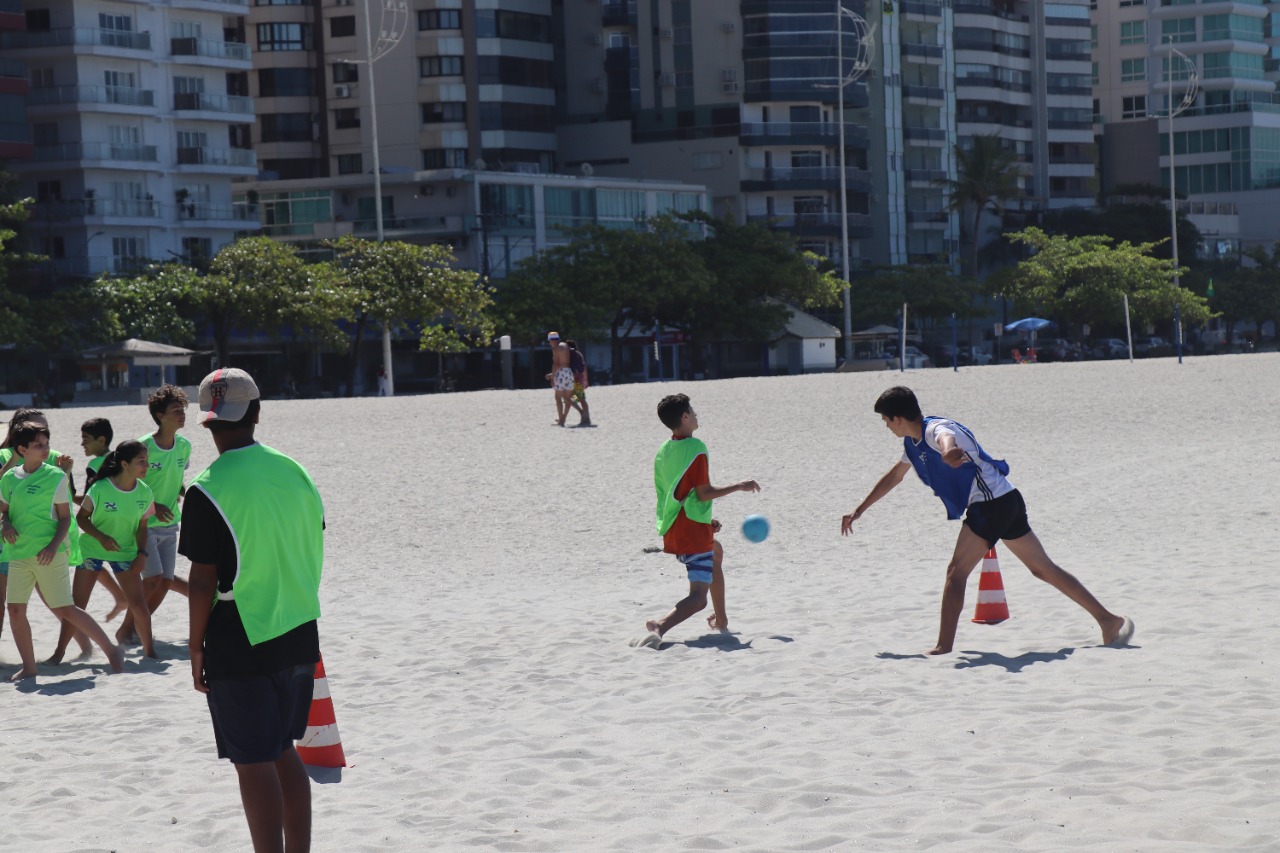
[0,575,6,638]
[577,397,591,426]
[6,603,38,681]
[928,525,990,655]
[234,751,311,853]
[117,569,156,658]
[646,581,710,637]
[48,569,97,664]
[168,576,190,598]
[51,605,123,672]
[97,571,128,621]
[706,540,728,631]
[1002,530,1127,644]
[276,747,313,853]
[555,391,571,426]
[147,576,172,614]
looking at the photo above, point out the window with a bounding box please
[260,112,313,142]
[112,237,144,273]
[1122,95,1146,119]
[259,68,314,97]
[475,56,554,88]
[333,63,358,83]
[333,107,359,129]
[256,0,305,5]
[1119,0,1144,5]
[1120,21,1145,45]
[182,237,212,263]
[422,102,465,124]
[791,151,823,168]
[1162,18,1196,44]
[474,10,552,42]
[417,9,460,30]
[329,16,355,38]
[257,23,313,52]
[1121,58,1146,83]
[336,153,363,174]
[24,9,51,31]
[35,180,61,201]
[30,67,54,89]
[1091,61,1099,86]
[421,148,467,169]
[419,56,463,78]
[1090,25,1097,48]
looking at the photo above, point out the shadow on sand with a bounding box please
[668,633,794,651]
[952,647,1076,672]
[305,766,343,784]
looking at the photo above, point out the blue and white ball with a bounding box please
[742,514,770,543]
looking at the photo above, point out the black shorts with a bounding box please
[963,489,1032,546]
[206,663,314,764]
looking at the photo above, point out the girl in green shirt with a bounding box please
[59,440,158,660]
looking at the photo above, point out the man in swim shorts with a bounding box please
[544,332,574,427]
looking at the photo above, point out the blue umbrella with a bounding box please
[1004,317,1054,332]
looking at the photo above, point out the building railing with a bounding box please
[32,142,159,162]
[1,27,152,51]
[29,84,155,107]
[175,202,257,220]
[747,213,872,230]
[903,125,948,141]
[170,36,251,62]
[902,83,946,100]
[744,166,872,187]
[176,146,257,167]
[904,168,947,182]
[352,215,454,234]
[739,122,870,146]
[953,2,1029,22]
[173,91,254,113]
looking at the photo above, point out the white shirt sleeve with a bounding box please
[51,476,70,506]
[81,493,95,514]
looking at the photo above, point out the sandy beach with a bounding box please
[3,353,1277,851]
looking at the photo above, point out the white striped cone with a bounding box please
[971,547,1010,624]
[296,656,347,767]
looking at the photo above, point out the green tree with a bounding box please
[0,196,36,343]
[1184,246,1280,342]
[322,236,494,394]
[851,264,976,328]
[938,134,1021,277]
[1001,227,1211,331]
[88,262,201,345]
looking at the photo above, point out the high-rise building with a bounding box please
[0,0,32,162]
[557,0,873,269]
[1,0,256,277]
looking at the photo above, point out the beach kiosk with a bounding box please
[77,338,202,404]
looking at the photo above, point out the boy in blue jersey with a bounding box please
[841,386,1133,655]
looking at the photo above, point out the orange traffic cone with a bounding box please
[296,655,347,767]
[971,547,1010,624]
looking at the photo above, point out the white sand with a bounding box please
[4,354,1278,851]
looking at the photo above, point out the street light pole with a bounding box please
[345,0,407,394]
[1160,38,1198,363]
[822,4,874,363]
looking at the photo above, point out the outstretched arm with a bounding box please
[694,480,760,502]
[841,461,911,535]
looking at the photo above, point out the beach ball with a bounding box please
[742,514,770,543]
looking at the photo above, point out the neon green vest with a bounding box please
[0,448,80,563]
[191,443,323,645]
[140,433,191,528]
[654,436,712,536]
[0,463,70,561]
[81,478,154,562]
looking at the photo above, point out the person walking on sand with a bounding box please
[565,338,592,427]
[545,332,574,426]
[635,393,759,648]
[182,367,324,853]
[840,386,1134,655]
[1,422,123,681]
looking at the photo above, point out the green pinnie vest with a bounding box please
[190,443,324,646]
[654,436,713,536]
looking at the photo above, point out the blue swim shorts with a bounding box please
[677,550,714,585]
[84,558,134,574]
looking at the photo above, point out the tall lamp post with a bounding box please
[818,4,875,363]
[1157,38,1198,363]
[342,0,408,394]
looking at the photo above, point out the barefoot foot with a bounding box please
[926,645,952,656]
[105,600,127,622]
[44,649,66,665]
[706,613,729,633]
[7,667,37,682]
[1103,616,1135,647]
[645,619,662,636]
[106,645,125,673]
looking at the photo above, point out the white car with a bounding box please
[884,345,932,369]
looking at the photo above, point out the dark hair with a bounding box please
[12,422,50,456]
[657,394,692,431]
[81,417,114,445]
[205,399,260,435]
[147,384,189,425]
[565,338,578,350]
[96,439,146,480]
[874,386,923,422]
[4,408,45,449]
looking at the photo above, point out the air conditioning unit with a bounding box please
[334,84,351,98]
[658,72,676,86]
[722,21,736,33]
[589,32,602,45]
[722,81,739,94]
[659,27,673,39]
[721,69,737,82]
[588,77,605,93]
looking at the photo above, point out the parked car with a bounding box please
[1036,338,1083,363]
[1134,336,1175,358]
[883,345,932,369]
[1092,338,1130,359]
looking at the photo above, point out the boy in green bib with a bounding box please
[635,394,760,649]
[72,416,130,626]
[1,422,123,681]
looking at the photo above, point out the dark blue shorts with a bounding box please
[205,663,314,764]
[963,489,1032,547]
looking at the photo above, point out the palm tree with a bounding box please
[939,134,1021,277]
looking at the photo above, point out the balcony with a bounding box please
[904,168,948,183]
[902,83,946,101]
[742,166,872,193]
[744,79,869,107]
[175,202,260,222]
[901,1,943,17]
[602,0,636,26]
[0,27,152,53]
[170,36,251,63]
[747,212,873,239]
[902,42,944,60]
[173,91,254,115]
[28,84,155,109]
[903,125,948,143]
[953,2,1029,23]
[906,209,949,226]
[352,215,462,236]
[36,197,162,219]
[176,147,257,169]
[32,141,158,164]
[739,121,870,148]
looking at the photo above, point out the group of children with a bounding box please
[0,386,193,682]
[638,386,1134,654]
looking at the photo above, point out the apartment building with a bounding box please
[556,0,873,269]
[0,0,32,161]
[0,0,256,277]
